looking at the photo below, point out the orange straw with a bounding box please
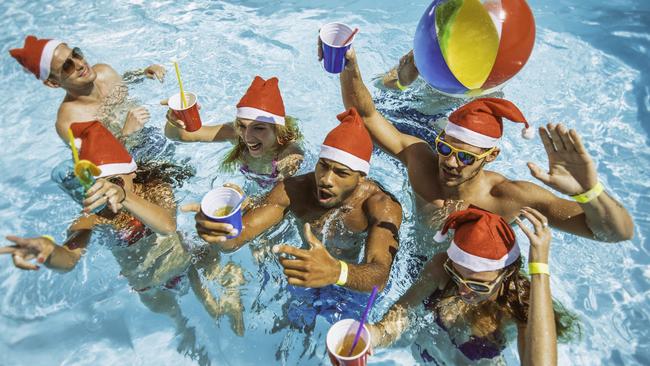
[341,28,359,46]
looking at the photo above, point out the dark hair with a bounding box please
[497,257,581,342]
[133,159,196,188]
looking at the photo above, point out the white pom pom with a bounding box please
[522,126,535,140]
[434,231,448,243]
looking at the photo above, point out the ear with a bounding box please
[484,147,500,163]
[43,78,60,89]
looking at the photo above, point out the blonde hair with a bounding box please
[221,116,303,172]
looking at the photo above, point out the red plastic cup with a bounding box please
[168,91,202,132]
[326,319,372,366]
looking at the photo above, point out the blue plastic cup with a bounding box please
[200,187,244,239]
[320,22,356,74]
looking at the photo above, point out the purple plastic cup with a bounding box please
[200,187,243,239]
[320,22,356,74]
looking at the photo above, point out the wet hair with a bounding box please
[133,159,196,188]
[496,257,581,342]
[436,257,581,342]
[221,116,303,172]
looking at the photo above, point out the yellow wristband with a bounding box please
[41,235,55,243]
[570,182,604,203]
[395,79,408,91]
[529,262,550,276]
[336,260,349,286]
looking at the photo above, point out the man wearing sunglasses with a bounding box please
[336,48,633,243]
[10,35,166,143]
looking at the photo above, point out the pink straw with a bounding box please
[341,27,359,46]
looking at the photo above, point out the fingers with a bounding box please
[0,246,17,255]
[538,127,557,156]
[180,203,201,212]
[154,67,166,82]
[283,269,306,280]
[317,35,323,61]
[12,253,39,271]
[520,209,543,234]
[195,213,238,237]
[547,123,567,152]
[5,235,28,247]
[345,48,357,63]
[279,258,307,271]
[105,188,121,213]
[86,179,105,196]
[160,98,169,106]
[556,124,575,153]
[527,162,552,185]
[303,223,319,248]
[165,109,186,129]
[287,277,306,287]
[197,228,228,243]
[569,129,588,155]
[272,244,309,259]
[514,217,534,240]
[522,207,549,227]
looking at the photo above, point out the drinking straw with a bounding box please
[173,61,188,108]
[67,128,80,164]
[341,27,359,46]
[347,286,378,357]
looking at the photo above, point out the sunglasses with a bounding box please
[435,135,495,166]
[59,47,85,78]
[443,259,508,294]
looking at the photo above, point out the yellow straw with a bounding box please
[67,128,80,164]
[173,61,188,108]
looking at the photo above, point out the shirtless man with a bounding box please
[337,48,633,242]
[185,108,403,293]
[10,35,166,143]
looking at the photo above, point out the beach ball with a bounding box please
[413,0,535,97]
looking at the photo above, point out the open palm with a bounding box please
[527,123,598,196]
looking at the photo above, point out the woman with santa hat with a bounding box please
[367,206,578,364]
[163,76,304,188]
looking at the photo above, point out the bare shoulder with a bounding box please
[93,63,122,84]
[278,141,304,158]
[364,183,403,221]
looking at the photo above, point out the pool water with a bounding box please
[1,0,649,365]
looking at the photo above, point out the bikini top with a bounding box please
[239,158,279,188]
[423,286,506,361]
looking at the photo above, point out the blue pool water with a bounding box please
[1,0,649,365]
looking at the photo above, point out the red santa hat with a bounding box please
[9,35,63,81]
[435,206,520,272]
[445,98,534,148]
[236,76,286,125]
[319,108,373,175]
[70,121,137,178]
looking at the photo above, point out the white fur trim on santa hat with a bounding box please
[96,159,138,178]
[522,126,535,140]
[236,106,285,125]
[447,240,520,272]
[445,121,499,149]
[434,230,449,243]
[39,40,62,81]
[319,145,370,175]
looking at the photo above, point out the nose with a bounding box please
[457,283,472,296]
[243,127,256,142]
[319,170,334,188]
[73,57,85,70]
[442,153,460,169]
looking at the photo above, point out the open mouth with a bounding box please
[247,142,262,152]
[317,188,335,203]
[441,167,461,179]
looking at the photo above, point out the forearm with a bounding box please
[121,68,146,84]
[122,193,176,235]
[340,64,378,118]
[373,305,410,348]
[45,229,91,272]
[165,121,233,143]
[344,261,390,292]
[524,274,557,366]
[581,192,634,242]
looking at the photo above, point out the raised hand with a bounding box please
[515,207,551,264]
[273,223,339,288]
[144,64,166,82]
[83,179,126,214]
[527,123,599,196]
[1,236,57,270]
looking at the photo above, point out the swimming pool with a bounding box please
[1,0,649,365]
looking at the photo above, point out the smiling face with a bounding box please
[314,158,361,208]
[46,43,96,89]
[235,118,279,158]
[436,134,499,187]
